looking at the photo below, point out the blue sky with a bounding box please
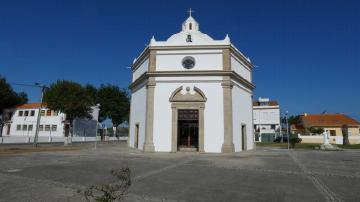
[1,0,359,120]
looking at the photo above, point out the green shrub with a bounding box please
[289,134,302,148]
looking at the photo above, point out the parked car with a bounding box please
[274,135,289,143]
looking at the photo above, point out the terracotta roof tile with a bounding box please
[16,103,47,109]
[301,114,359,127]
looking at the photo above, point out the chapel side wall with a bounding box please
[129,85,147,149]
[153,79,224,152]
[232,83,254,152]
[156,50,223,71]
[132,58,149,82]
[231,55,251,82]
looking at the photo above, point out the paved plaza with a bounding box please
[0,142,359,202]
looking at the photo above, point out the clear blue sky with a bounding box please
[1,0,359,120]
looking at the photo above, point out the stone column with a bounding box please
[143,78,155,152]
[221,78,234,153]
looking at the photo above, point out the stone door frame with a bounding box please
[169,86,207,152]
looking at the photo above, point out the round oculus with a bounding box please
[182,56,195,69]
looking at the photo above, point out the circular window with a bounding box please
[182,56,195,69]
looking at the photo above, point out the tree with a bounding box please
[85,84,98,105]
[97,85,130,128]
[308,127,324,135]
[44,80,93,137]
[0,76,28,114]
[288,115,301,125]
[0,76,28,136]
[342,124,350,145]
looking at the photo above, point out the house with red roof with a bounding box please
[291,113,360,144]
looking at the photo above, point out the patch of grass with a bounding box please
[257,142,360,150]
[256,142,320,150]
[337,144,360,149]
[0,146,80,155]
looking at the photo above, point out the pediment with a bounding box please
[169,86,207,102]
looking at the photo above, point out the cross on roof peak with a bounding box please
[187,8,194,17]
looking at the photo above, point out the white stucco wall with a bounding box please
[129,84,147,149]
[156,50,223,71]
[133,58,149,82]
[152,78,224,152]
[253,107,280,125]
[231,55,251,82]
[4,108,65,137]
[232,83,254,152]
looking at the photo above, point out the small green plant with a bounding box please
[289,134,302,148]
[78,167,131,202]
[308,127,324,135]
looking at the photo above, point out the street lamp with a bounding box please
[285,111,290,150]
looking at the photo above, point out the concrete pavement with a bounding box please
[0,143,359,202]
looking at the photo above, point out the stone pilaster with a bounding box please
[222,49,231,71]
[143,78,155,152]
[221,78,234,153]
[148,50,156,72]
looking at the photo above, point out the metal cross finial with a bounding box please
[188,8,194,17]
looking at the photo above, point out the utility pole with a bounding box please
[10,82,48,147]
[33,83,48,147]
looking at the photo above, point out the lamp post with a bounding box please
[285,111,290,150]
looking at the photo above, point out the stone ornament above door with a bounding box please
[169,86,207,103]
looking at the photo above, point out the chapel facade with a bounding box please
[129,13,255,153]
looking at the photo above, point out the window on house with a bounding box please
[28,125,33,131]
[330,130,336,136]
[39,125,44,131]
[45,125,51,131]
[271,125,276,130]
[18,111,23,116]
[24,110,29,116]
[51,125,57,131]
[189,23,192,30]
[46,110,52,116]
[22,125,27,131]
[30,110,35,116]
[16,125,21,130]
[40,110,45,116]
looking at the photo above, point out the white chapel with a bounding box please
[129,12,255,153]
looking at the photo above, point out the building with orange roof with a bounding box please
[1,102,100,139]
[292,113,360,144]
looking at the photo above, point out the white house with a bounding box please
[129,13,255,153]
[253,98,281,142]
[1,103,100,138]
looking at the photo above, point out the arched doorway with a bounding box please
[169,86,207,152]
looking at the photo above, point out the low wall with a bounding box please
[0,136,128,144]
[298,134,360,145]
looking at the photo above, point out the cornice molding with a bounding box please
[129,70,255,91]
